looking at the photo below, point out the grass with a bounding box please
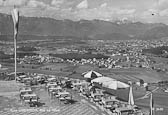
[142,46,168,55]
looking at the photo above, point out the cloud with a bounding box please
[27,0,47,8]
[76,0,88,9]
[1,0,168,24]
[146,0,168,17]
[100,3,107,8]
[158,0,168,10]
[141,9,157,17]
[138,9,161,23]
[3,0,27,6]
[160,9,168,16]
[51,0,64,8]
[74,6,136,21]
[0,0,4,5]
[115,8,135,15]
[141,8,163,19]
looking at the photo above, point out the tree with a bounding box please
[139,79,144,85]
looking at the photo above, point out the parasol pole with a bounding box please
[150,92,154,115]
[14,31,17,81]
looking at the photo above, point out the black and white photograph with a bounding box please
[0,0,168,115]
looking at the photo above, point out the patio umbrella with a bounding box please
[92,77,129,90]
[83,70,102,79]
[117,81,130,89]
[91,76,115,83]
[81,71,89,76]
[103,80,118,90]
[103,80,129,90]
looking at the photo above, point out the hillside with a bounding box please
[0,13,167,40]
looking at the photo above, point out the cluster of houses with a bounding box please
[66,53,150,69]
[19,55,64,64]
[3,38,168,73]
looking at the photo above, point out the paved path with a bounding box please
[0,104,97,115]
[0,85,101,115]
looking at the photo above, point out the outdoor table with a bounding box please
[102,99,118,109]
[49,86,62,91]
[93,95,102,102]
[115,107,134,113]
[64,97,73,104]
[18,75,27,79]
[23,93,37,98]
[49,86,62,96]
[22,77,32,81]
[91,93,103,103]
[29,101,39,107]
[72,82,82,90]
[103,102,112,109]
[91,92,104,98]
[47,78,57,82]
[83,90,91,98]
[58,91,70,96]
[72,86,80,91]
[72,82,82,86]
[102,98,118,104]
[33,76,43,81]
[22,94,38,103]
[23,77,32,80]
[65,96,71,100]
[98,101,103,105]
[58,92,70,101]
[46,83,58,88]
[82,91,87,95]
[20,88,33,99]
[93,97,101,102]
[20,89,32,93]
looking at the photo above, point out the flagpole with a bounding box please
[11,6,19,81]
[150,92,152,115]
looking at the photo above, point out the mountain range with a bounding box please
[0,13,168,41]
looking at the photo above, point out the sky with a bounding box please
[0,0,168,24]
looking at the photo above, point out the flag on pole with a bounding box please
[11,7,19,36]
[150,93,154,115]
[128,84,134,105]
[11,6,19,81]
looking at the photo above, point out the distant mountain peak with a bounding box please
[0,12,167,40]
[113,18,134,25]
